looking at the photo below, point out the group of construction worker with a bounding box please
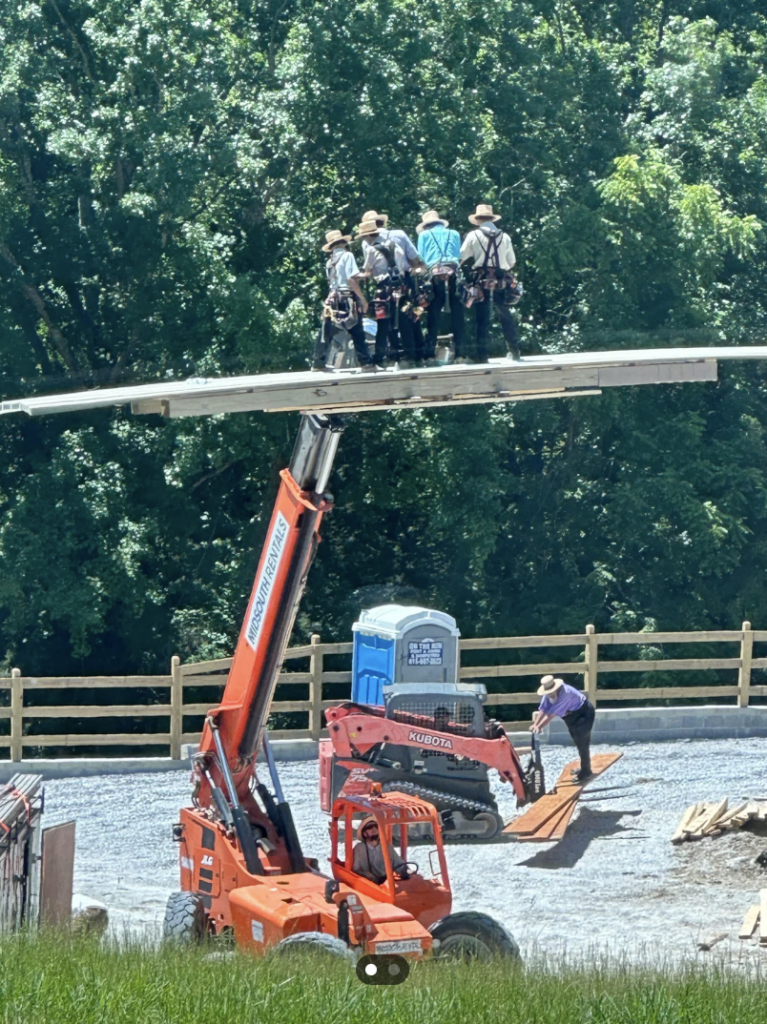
[313,204,524,372]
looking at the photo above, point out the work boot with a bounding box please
[454,356,471,365]
[396,359,414,370]
[311,362,330,372]
[572,768,593,782]
[359,363,377,373]
[424,358,438,368]
[507,346,521,362]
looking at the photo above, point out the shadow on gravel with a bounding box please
[518,808,644,870]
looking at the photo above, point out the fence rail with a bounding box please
[1,622,765,761]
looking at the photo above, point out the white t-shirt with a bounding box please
[460,224,516,271]
[361,236,408,278]
[326,248,361,292]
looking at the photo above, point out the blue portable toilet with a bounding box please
[351,605,460,705]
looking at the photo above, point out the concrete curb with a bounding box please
[543,704,767,745]
[0,738,320,782]
[2,707,764,780]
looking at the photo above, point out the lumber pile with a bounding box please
[738,890,767,944]
[504,752,623,843]
[0,773,44,933]
[671,798,767,843]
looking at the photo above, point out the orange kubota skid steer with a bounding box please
[165,414,519,960]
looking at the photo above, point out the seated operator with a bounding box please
[352,817,409,884]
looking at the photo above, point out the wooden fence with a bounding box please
[1,623,766,761]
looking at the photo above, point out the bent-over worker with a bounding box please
[352,816,408,884]
[531,675,595,781]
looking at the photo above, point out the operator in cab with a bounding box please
[531,675,595,781]
[353,817,409,884]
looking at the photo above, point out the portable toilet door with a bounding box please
[351,605,460,705]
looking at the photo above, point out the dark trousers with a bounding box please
[314,316,371,368]
[374,316,391,365]
[563,699,595,776]
[427,275,465,357]
[474,289,519,360]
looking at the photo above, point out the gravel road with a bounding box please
[42,737,767,963]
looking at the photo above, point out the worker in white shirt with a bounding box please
[313,230,374,372]
[357,218,412,369]
[460,204,522,363]
[360,210,427,369]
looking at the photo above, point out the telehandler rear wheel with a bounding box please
[163,892,208,943]
[430,912,520,961]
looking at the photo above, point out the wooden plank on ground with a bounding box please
[503,789,579,836]
[671,803,702,843]
[504,752,622,838]
[40,821,76,927]
[739,904,760,940]
[689,799,727,838]
[518,797,580,843]
[760,890,767,945]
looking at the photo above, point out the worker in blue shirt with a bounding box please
[417,211,466,364]
[531,675,595,780]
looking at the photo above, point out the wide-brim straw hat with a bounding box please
[469,203,501,225]
[321,229,352,252]
[537,674,564,697]
[355,218,381,238]
[416,210,449,234]
[356,815,379,841]
[362,209,389,226]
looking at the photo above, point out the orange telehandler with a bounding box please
[166,414,519,959]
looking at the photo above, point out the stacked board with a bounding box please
[503,753,623,843]
[671,799,767,843]
[739,891,767,943]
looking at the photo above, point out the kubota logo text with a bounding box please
[408,730,453,749]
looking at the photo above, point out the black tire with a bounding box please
[271,931,357,962]
[429,912,521,961]
[163,892,208,944]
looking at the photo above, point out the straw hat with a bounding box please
[468,203,501,225]
[356,815,380,841]
[537,674,564,697]
[355,218,381,238]
[362,209,389,226]
[416,210,449,234]
[321,229,352,252]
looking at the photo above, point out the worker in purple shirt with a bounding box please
[531,675,595,781]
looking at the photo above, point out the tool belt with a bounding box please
[461,270,524,308]
[323,289,359,330]
[430,262,458,281]
[372,273,405,320]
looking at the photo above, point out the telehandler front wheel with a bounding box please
[163,892,208,944]
[430,912,521,961]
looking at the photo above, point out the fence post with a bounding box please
[10,668,23,762]
[738,621,753,708]
[584,625,598,706]
[309,635,324,741]
[170,656,183,760]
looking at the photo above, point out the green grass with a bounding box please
[0,932,766,1024]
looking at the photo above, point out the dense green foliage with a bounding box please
[1,932,767,1024]
[2,1,767,675]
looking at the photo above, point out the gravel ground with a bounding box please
[43,737,767,963]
